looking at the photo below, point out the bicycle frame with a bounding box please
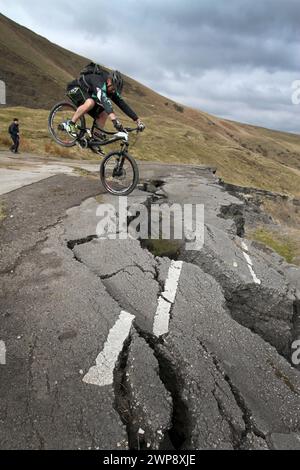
[49,100,141,194]
[76,120,138,152]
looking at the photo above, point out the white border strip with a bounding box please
[83,310,135,387]
[241,241,261,285]
[153,261,183,337]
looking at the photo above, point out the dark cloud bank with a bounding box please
[0,0,299,132]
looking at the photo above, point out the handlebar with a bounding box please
[124,127,139,132]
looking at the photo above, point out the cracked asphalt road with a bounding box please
[1,163,300,450]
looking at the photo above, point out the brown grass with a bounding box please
[1,106,300,199]
[247,198,300,266]
[0,135,11,146]
[262,199,300,228]
[249,227,297,264]
[43,141,77,158]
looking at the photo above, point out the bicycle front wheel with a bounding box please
[48,101,86,147]
[100,151,139,196]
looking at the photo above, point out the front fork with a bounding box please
[118,143,129,167]
[113,143,128,175]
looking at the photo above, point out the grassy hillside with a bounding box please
[0,13,300,197]
[0,13,89,108]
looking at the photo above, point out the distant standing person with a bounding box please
[8,118,20,153]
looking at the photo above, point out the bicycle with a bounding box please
[48,100,143,196]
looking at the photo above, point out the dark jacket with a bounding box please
[81,72,138,121]
[8,122,19,136]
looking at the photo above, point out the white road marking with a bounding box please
[153,261,183,337]
[241,241,261,285]
[83,310,135,387]
[241,241,248,251]
[0,341,6,365]
[153,297,171,337]
[84,261,183,385]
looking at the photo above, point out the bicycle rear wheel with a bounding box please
[48,101,86,147]
[100,151,139,196]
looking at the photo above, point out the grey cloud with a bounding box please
[0,0,299,132]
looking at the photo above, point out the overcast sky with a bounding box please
[1,0,300,133]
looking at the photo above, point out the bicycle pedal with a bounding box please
[90,146,105,155]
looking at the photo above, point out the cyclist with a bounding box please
[63,70,145,136]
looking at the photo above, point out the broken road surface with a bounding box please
[0,163,300,450]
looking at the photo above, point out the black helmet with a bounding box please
[109,70,124,94]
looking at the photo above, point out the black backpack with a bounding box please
[80,62,105,77]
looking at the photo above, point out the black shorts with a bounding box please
[66,79,105,120]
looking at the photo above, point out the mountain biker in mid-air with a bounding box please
[63,69,145,137]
